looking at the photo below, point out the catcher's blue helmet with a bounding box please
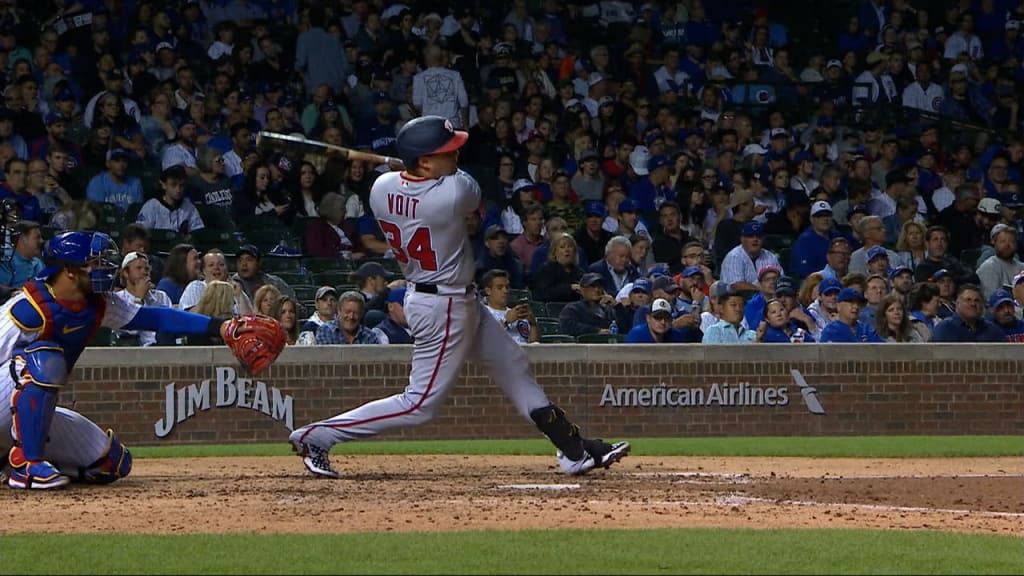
[395,115,468,169]
[38,231,121,292]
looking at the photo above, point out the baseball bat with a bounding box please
[255,131,405,170]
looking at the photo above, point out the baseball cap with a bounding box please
[650,298,673,318]
[978,197,1002,216]
[494,42,513,57]
[849,203,871,217]
[826,59,842,70]
[315,286,338,301]
[395,115,469,169]
[885,169,913,187]
[989,223,1013,241]
[584,202,607,218]
[564,98,582,110]
[630,278,652,294]
[484,224,509,240]
[354,261,392,279]
[741,221,765,237]
[682,265,703,278]
[1001,192,1024,208]
[386,286,407,304]
[793,150,814,165]
[742,143,768,157]
[769,128,790,140]
[730,188,754,209]
[155,41,175,52]
[1007,20,1021,31]
[652,275,680,293]
[579,149,600,162]
[867,246,889,262]
[647,154,671,172]
[598,96,616,108]
[711,281,738,301]
[587,72,606,87]
[629,146,651,175]
[757,265,780,280]
[929,269,951,281]
[837,288,866,303]
[120,251,148,270]
[648,264,670,277]
[1013,271,1024,286]
[810,200,832,217]
[106,148,130,161]
[44,112,65,126]
[54,87,75,102]
[618,198,639,213]
[775,277,796,295]
[645,131,665,146]
[579,272,605,288]
[819,277,842,295]
[237,244,260,259]
[888,266,913,280]
[988,289,1015,308]
[512,178,536,194]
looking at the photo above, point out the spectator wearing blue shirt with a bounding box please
[743,265,780,329]
[476,225,525,289]
[624,297,701,343]
[355,92,398,154]
[628,154,675,213]
[820,288,885,342]
[0,158,43,224]
[762,297,814,343]
[931,284,1007,342]
[703,282,764,343]
[988,289,1024,342]
[86,148,144,211]
[817,237,852,280]
[0,220,44,301]
[791,200,838,277]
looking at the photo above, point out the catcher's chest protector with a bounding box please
[14,281,106,369]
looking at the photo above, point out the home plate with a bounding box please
[497,484,581,491]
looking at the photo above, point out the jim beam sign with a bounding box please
[155,366,294,438]
[599,369,825,414]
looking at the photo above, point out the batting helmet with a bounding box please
[395,115,469,169]
[38,231,121,292]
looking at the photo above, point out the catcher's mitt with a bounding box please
[222,315,287,375]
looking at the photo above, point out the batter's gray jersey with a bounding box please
[368,169,481,287]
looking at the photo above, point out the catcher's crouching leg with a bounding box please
[69,429,132,484]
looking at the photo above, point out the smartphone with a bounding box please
[517,297,531,308]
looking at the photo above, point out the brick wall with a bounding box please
[67,344,1024,445]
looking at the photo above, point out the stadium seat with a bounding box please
[960,248,984,269]
[313,270,353,286]
[97,203,126,232]
[275,270,313,285]
[196,204,236,232]
[545,302,570,317]
[529,301,548,318]
[540,334,575,343]
[576,333,626,344]
[150,229,186,254]
[538,320,562,336]
[508,288,531,302]
[292,284,319,302]
[302,257,347,273]
[261,255,303,272]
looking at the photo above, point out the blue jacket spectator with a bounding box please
[791,200,840,277]
[931,285,1010,342]
[476,225,525,289]
[295,7,351,95]
[558,273,616,336]
[820,289,885,342]
[624,298,701,343]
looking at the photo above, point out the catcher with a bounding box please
[0,231,286,490]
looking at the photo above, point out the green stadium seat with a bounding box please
[313,270,354,286]
[275,270,313,285]
[261,255,303,272]
[576,333,626,344]
[302,257,345,273]
[540,334,575,343]
[538,320,562,336]
[149,229,186,254]
[545,302,570,317]
[529,301,548,318]
[292,284,319,302]
[196,204,236,232]
[960,248,985,269]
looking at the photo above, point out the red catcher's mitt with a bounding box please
[222,315,287,375]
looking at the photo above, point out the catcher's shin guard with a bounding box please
[73,429,133,484]
[530,404,586,462]
[11,380,59,462]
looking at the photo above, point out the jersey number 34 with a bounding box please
[378,221,439,271]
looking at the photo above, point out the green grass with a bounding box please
[132,435,1024,459]
[1,529,1020,574]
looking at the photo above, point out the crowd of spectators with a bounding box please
[0,0,1023,346]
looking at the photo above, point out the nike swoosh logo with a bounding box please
[62,325,86,335]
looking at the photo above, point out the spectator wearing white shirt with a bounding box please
[901,64,943,113]
[719,221,783,291]
[481,269,539,345]
[136,165,205,234]
[652,45,689,97]
[113,252,173,346]
[161,116,199,175]
[806,277,841,340]
[179,249,253,315]
[943,13,984,61]
[221,122,251,179]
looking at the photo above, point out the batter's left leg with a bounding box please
[468,302,630,475]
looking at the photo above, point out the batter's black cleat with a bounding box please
[584,439,631,469]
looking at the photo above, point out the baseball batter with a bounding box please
[0,231,284,489]
[290,116,630,477]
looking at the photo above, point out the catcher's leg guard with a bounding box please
[72,429,132,484]
[530,404,587,462]
[8,343,70,489]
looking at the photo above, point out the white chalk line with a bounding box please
[629,472,1024,481]
[631,496,1024,519]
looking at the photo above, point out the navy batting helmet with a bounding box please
[395,115,468,169]
[38,231,121,292]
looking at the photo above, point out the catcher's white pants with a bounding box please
[0,358,112,473]
[292,290,551,448]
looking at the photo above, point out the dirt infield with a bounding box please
[2,455,1021,536]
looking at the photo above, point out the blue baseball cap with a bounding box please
[54,87,75,102]
[584,202,608,218]
[838,288,866,303]
[989,289,1014,308]
[819,277,842,295]
[44,112,65,126]
[1001,192,1024,208]
[618,198,639,213]
[647,155,671,172]
[682,265,703,277]
[630,278,652,294]
[867,246,888,262]
[386,286,407,304]
[648,264,670,277]
[645,130,665,146]
[889,266,913,280]
[930,268,951,281]
[106,148,131,161]
[741,221,765,237]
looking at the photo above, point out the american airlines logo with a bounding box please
[599,369,826,414]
